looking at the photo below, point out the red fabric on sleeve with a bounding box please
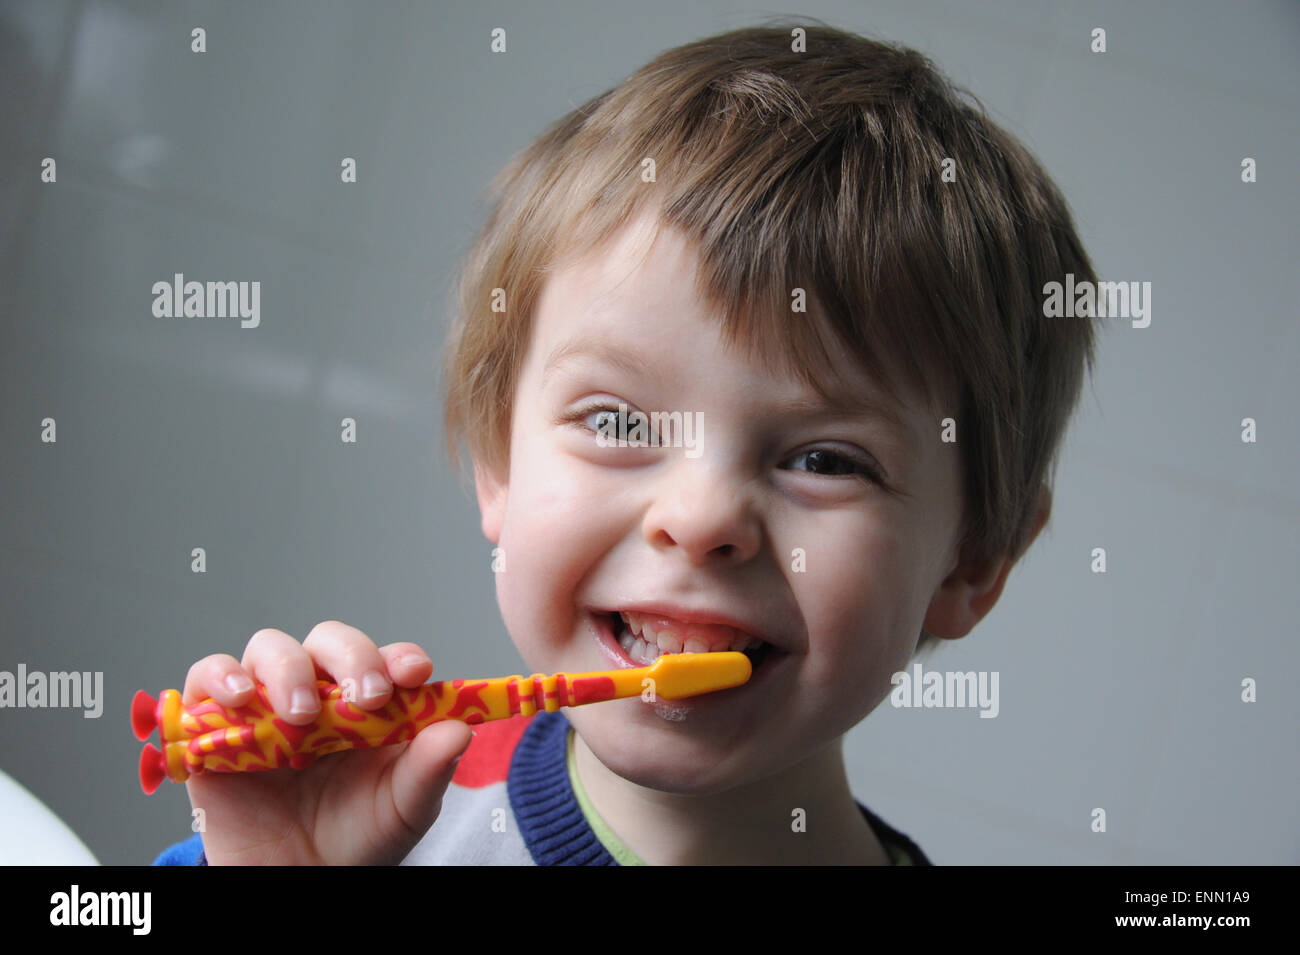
[449,713,535,788]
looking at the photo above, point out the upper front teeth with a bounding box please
[617,610,761,655]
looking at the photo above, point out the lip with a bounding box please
[590,602,784,652]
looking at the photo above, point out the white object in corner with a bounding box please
[0,767,99,864]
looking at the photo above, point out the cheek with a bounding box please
[501,426,637,558]
[494,465,620,658]
[496,487,582,621]
[500,466,608,558]
[797,522,917,675]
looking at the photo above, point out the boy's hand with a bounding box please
[181,620,473,865]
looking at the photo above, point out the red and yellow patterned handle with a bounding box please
[132,652,751,793]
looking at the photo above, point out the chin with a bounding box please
[597,750,734,796]
[569,709,750,796]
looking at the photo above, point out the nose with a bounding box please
[640,460,763,566]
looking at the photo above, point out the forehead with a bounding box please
[528,216,934,444]
[541,212,689,315]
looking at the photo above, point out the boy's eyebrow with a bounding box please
[542,335,645,386]
[764,391,916,453]
[542,334,916,450]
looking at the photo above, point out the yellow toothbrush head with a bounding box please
[644,651,752,699]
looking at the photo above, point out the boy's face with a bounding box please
[476,213,968,794]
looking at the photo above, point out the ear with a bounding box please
[923,485,1052,640]
[473,461,508,545]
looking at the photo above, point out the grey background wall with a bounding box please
[1,0,1296,865]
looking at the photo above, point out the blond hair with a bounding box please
[443,22,1099,656]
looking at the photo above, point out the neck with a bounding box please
[571,729,890,865]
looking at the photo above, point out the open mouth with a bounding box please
[600,610,776,670]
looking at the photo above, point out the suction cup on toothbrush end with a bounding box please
[139,743,166,794]
[131,689,158,740]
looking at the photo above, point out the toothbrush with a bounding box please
[132,652,751,793]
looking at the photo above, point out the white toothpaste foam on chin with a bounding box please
[653,703,691,721]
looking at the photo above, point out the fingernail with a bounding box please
[361,670,391,700]
[290,686,318,714]
[397,654,428,669]
[225,674,253,695]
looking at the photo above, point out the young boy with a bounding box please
[152,22,1097,865]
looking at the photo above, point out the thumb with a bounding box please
[387,720,475,836]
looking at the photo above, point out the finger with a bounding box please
[377,643,433,687]
[182,654,255,705]
[300,620,393,710]
[386,720,474,836]
[241,628,321,724]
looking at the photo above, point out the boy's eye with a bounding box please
[560,401,657,440]
[784,448,880,483]
[563,403,627,432]
[591,409,621,431]
[561,403,881,483]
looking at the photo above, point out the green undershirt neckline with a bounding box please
[565,725,646,865]
[563,726,910,865]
